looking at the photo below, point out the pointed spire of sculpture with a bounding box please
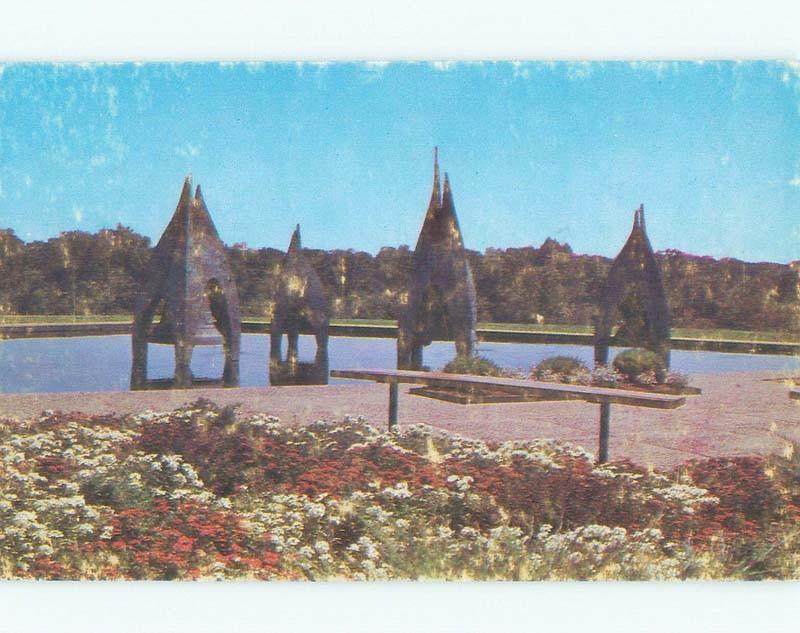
[440,172,463,248]
[288,224,302,254]
[181,176,192,198]
[442,172,454,210]
[188,183,224,240]
[155,176,193,253]
[430,146,441,208]
[622,203,655,256]
[629,203,646,231]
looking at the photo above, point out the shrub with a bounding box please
[442,355,506,377]
[613,349,666,383]
[532,356,588,382]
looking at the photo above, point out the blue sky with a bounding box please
[0,61,798,262]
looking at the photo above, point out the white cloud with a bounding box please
[784,60,800,80]
[104,123,129,161]
[361,61,390,81]
[510,61,530,80]
[295,61,331,71]
[217,61,267,73]
[24,175,32,188]
[90,155,107,167]
[627,61,682,78]
[431,61,457,72]
[776,60,800,90]
[175,143,201,158]
[789,176,800,187]
[566,61,594,80]
[720,153,731,166]
[245,62,265,73]
[73,206,84,223]
[42,112,64,131]
[106,86,119,117]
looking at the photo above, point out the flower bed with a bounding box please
[532,359,700,396]
[1,400,796,580]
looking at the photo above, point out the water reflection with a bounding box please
[0,334,798,394]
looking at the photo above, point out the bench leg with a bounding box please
[388,382,399,432]
[598,401,611,464]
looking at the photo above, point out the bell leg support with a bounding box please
[287,328,299,366]
[223,330,240,387]
[455,332,474,359]
[130,323,148,390]
[315,329,330,385]
[410,345,423,371]
[174,340,194,389]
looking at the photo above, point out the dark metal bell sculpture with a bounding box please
[397,148,477,370]
[594,204,671,368]
[131,177,241,389]
[269,224,330,385]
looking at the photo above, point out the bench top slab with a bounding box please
[330,368,686,410]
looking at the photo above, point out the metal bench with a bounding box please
[330,368,686,463]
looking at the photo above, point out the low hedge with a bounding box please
[613,348,666,383]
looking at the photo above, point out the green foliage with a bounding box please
[1,226,799,335]
[613,348,666,382]
[442,355,506,377]
[533,356,587,379]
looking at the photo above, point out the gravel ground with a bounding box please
[1,371,799,469]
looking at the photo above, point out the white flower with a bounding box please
[436,526,454,539]
[302,501,326,519]
[567,552,584,565]
[365,505,391,523]
[357,536,380,560]
[36,544,54,556]
[382,482,412,499]
[446,473,477,491]
[12,511,38,527]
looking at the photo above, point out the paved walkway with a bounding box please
[1,372,798,469]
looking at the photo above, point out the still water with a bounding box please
[1,334,799,394]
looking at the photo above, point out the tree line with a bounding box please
[1,225,798,333]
